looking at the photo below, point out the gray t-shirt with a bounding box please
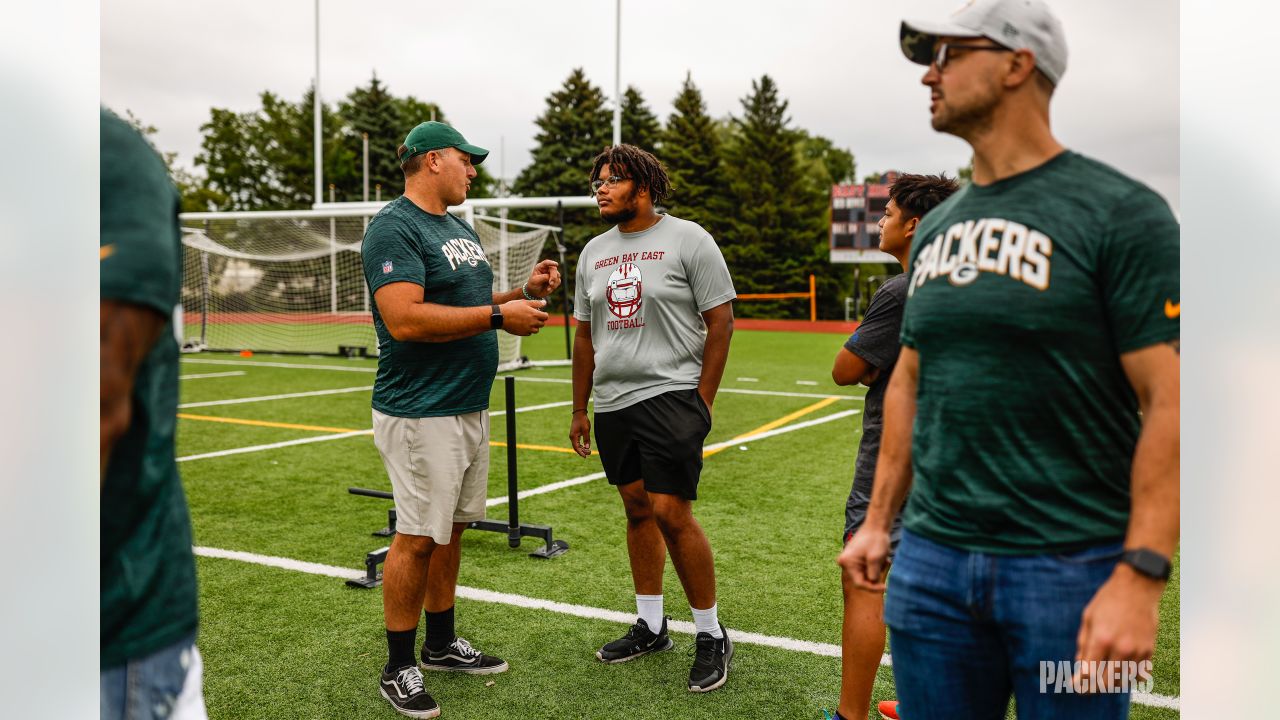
[575,214,736,412]
[845,273,908,495]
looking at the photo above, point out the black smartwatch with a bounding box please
[489,304,503,330]
[1120,548,1171,581]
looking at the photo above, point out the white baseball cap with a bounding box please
[900,0,1068,85]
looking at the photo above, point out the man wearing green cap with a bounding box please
[841,1,1179,718]
[361,121,560,719]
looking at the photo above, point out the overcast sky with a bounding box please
[101,0,1178,210]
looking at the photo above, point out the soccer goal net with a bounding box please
[179,209,555,370]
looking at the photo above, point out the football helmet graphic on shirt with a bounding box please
[606,262,643,319]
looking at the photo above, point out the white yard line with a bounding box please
[735,377,759,382]
[191,546,1179,710]
[179,385,372,409]
[701,408,860,453]
[176,401,576,463]
[496,375,864,401]
[722,387,862,401]
[178,362,862,401]
[486,408,861,508]
[795,380,818,386]
[180,371,247,380]
[181,358,377,373]
[490,400,576,417]
[177,430,373,462]
[486,472,608,508]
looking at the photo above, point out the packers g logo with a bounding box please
[606,262,643,319]
[949,262,979,286]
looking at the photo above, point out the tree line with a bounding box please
[142,70,899,319]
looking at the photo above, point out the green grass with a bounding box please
[179,328,1179,719]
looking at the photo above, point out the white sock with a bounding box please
[636,594,664,631]
[691,603,723,639]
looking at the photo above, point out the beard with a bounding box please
[931,81,1001,137]
[600,187,639,225]
[600,204,638,225]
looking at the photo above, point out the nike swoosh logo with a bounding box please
[100,244,115,261]
[1164,300,1180,319]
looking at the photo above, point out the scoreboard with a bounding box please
[830,172,898,263]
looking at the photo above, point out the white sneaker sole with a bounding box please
[378,685,441,719]
[420,659,510,675]
[596,637,675,664]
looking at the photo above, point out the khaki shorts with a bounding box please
[371,408,489,544]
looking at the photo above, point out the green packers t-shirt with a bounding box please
[899,151,1179,554]
[100,108,198,667]
[361,197,498,417]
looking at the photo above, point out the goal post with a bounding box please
[179,207,559,370]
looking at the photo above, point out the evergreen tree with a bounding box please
[661,73,723,231]
[514,68,612,199]
[720,75,827,316]
[340,73,401,200]
[620,86,660,153]
[512,68,614,308]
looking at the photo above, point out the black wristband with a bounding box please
[1120,548,1171,581]
[490,304,503,330]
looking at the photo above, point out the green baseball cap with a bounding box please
[398,121,489,166]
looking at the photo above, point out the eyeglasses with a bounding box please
[933,42,1011,71]
[591,175,628,194]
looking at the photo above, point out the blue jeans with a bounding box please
[101,632,205,720]
[884,530,1130,719]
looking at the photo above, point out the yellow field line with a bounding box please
[489,441,579,455]
[178,412,577,454]
[703,396,841,458]
[177,413,357,434]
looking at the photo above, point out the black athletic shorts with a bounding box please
[593,388,712,500]
[843,486,903,562]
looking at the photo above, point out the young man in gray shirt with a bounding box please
[568,145,736,693]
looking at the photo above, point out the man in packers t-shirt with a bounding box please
[100,107,207,719]
[841,2,1180,718]
[568,145,736,693]
[361,121,560,719]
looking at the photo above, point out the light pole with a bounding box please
[613,0,621,146]
[313,0,322,206]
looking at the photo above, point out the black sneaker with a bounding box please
[596,616,674,663]
[420,637,509,675]
[379,665,440,719]
[688,623,733,692]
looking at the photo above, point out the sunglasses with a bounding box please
[933,41,1012,71]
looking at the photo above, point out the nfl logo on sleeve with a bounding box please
[382,260,393,274]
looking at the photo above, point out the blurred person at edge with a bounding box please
[100,106,207,720]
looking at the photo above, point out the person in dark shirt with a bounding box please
[100,106,207,720]
[831,173,957,720]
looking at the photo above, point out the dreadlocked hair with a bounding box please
[888,173,960,220]
[589,144,672,206]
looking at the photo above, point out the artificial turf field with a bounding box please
[177,328,1180,719]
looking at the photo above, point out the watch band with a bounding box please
[490,304,503,330]
[1120,548,1171,581]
